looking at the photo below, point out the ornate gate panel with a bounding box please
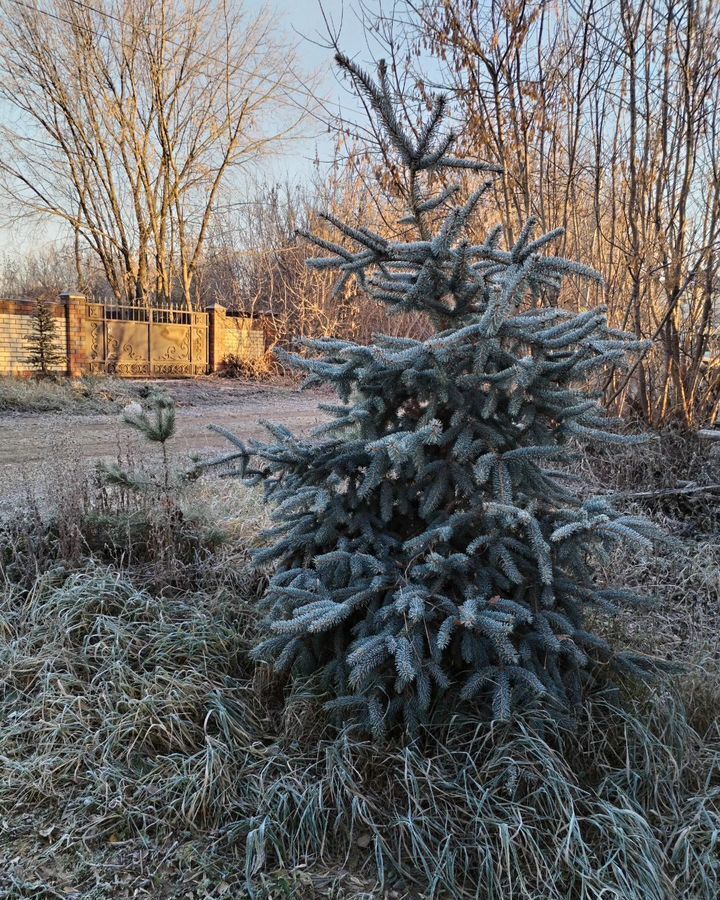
[86,302,209,377]
[108,320,150,375]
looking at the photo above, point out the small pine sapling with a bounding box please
[100,393,222,568]
[208,54,667,737]
[102,393,182,501]
[94,394,174,560]
[25,296,64,377]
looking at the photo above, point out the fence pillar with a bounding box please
[60,292,87,377]
[206,303,226,373]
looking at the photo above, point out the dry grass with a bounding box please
[0,560,718,898]
[1,437,268,590]
[584,428,720,725]
[0,373,306,418]
[582,426,720,533]
[0,375,143,414]
[0,428,718,898]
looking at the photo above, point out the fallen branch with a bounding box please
[610,483,720,501]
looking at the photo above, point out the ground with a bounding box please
[0,377,718,898]
[0,378,328,513]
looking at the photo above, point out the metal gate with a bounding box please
[84,301,209,377]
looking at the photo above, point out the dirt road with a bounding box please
[0,380,329,512]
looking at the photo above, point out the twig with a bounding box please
[609,483,720,501]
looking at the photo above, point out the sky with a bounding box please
[246,0,378,179]
[0,0,383,258]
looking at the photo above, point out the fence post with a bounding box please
[60,291,87,377]
[206,303,226,373]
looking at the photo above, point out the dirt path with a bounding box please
[0,381,329,512]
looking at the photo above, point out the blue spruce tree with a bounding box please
[211,54,663,737]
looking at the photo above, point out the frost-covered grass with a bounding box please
[1,565,718,898]
[0,374,142,414]
[0,438,718,898]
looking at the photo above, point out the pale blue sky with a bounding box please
[247,0,379,178]
[0,0,382,257]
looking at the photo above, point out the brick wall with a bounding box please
[0,299,68,376]
[222,314,266,362]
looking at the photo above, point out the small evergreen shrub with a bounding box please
[211,55,666,736]
[25,296,64,376]
[92,394,226,570]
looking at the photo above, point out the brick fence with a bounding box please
[0,294,267,377]
[0,298,67,375]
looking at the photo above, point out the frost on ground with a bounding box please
[0,379,329,515]
[0,394,718,899]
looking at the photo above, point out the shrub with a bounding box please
[24,295,64,376]
[209,55,668,737]
[220,350,276,380]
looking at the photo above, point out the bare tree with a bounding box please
[0,0,310,309]
[200,170,431,347]
[0,246,77,299]
[366,0,720,427]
